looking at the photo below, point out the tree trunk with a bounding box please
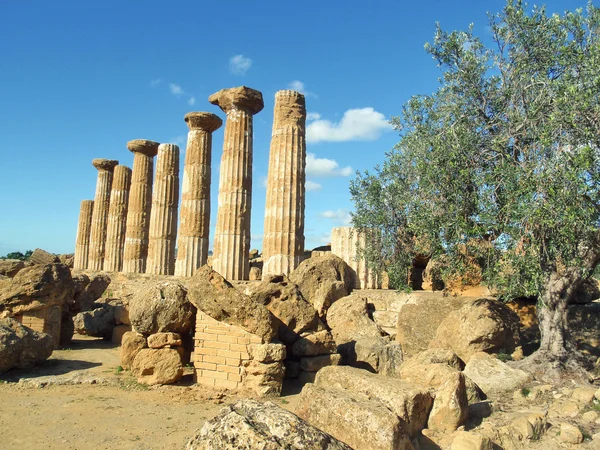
[536,290,570,361]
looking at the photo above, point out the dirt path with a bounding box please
[0,336,299,450]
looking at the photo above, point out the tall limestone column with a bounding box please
[122,139,159,273]
[103,165,132,272]
[73,200,94,270]
[209,86,264,281]
[331,226,378,289]
[262,90,307,277]
[88,158,119,271]
[174,112,223,277]
[146,143,180,275]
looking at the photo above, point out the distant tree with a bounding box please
[350,1,600,374]
[2,250,33,261]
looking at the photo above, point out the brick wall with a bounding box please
[15,305,61,346]
[193,311,262,390]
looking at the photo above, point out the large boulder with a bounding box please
[0,259,29,278]
[289,255,355,318]
[296,383,414,450]
[0,318,55,373]
[28,248,60,265]
[73,304,116,339]
[463,352,532,396]
[243,274,323,344]
[427,372,469,432]
[314,366,433,438]
[292,330,337,357]
[131,348,183,385]
[186,399,352,450]
[326,295,386,348]
[120,331,147,370]
[348,336,404,376]
[0,263,74,315]
[129,281,194,336]
[396,292,469,358]
[186,266,278,343]
[431,298,521,363]
[70,273,111,313]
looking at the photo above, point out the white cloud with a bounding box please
[261,176,268,188]
[306,107,392,143]
[307,112,321,121]
[306,153,352,177]
[168,135,187,146]
[169,83,184,96]
[229,54,252,75]
[150,78,162,87]
[188,96,196,106]
[320,209,352,226]
[288,80,317,98]
[305,180,322,192]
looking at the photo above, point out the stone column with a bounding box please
[122,140,159,273]
[103,165,132,272]
[146,143,180,275]
[73,200,94,270]
[262,90,307,278]
[88,158,119,271]
[209,86,264,281]
[331,226,378,289]
[174,112,223,277]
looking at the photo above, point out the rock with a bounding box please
[0,259,27,278]
[111,324,131,345]
[571,386,597,405]
[73,304,116,339]
[241,360,285,397]
[404,348,465,370]
[58,253,74,268]
[289,254,355,318]
[450,431,494,450]
[113,303,130,325]
[396,293,468,357]
[431,298,521,363]
[131,348,183,385]
[249,249,260,259]
[0,317,55,373]
[326,295,386,348]
[463,352,532,396]
[300,354,342,372]
[59,309,74,345]
[582,411,598,422]
[186,399,352,450]
[346,336,404,376]
[249,266,262,281]
[428,372,469,432]
[509,410,547,441]
[147,332,182,349]
[292,330,337,356]
[71,273,111,313]
[297,383,413,450]
[0,263,74,315]
[558,422,583,444]
[28,248,60,265]
[314,365,434,437]
[248,343,286,363]
[129,281,194,336]
[186,266,278,343]
[120,331,147,369]
[244,274,323,344]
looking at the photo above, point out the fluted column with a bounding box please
[174,112,223,277]
[103,165,132,272]
[331,226,378,289]
[146,143,180,275]
[209,86,264,281]
[88,158,119,271]
[73,200,94,270]
[262,90,306,277]
[122,139,159,273]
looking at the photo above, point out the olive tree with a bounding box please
[350,1,600,371]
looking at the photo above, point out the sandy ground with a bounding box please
[0,336,300,450]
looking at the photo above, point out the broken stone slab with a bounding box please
[186,399,352,450]
[349,336,404,376]
[463,352,532,397]
[147,332,182,349]
[296,383,414,450]
[427,372,469,432]
[73,304,116,339]
[326,295,386,349]
[314,365,433,438]
[29,248,60,265]
[131,347,183,385]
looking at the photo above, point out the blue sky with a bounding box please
[0,0,580,256]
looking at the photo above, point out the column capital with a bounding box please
[275,89,306,104]
[127,139,160,157]
[92,158,118,172]
[209,86,264,115]
[184,112,223,132]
